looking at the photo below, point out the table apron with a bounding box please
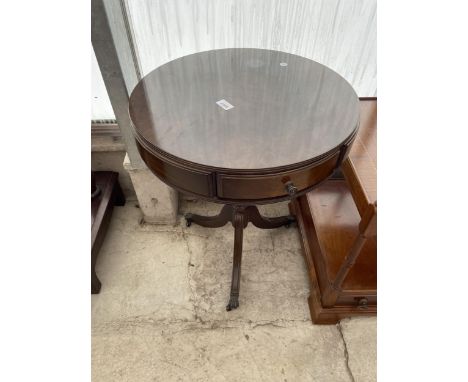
[216,151,340,200]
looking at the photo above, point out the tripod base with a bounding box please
[185,205,295,310]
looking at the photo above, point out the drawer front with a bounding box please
[137,142,215,197]
[217,152,340,201]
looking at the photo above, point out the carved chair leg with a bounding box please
[185,204,233,228]
[226,207,247,311]
[246,205,295,229]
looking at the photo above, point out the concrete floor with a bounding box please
[92,199,376,382]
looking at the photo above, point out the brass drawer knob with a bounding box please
[285,181,298,196]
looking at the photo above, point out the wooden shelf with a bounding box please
[305,180,376,294]
[291,98,377,324]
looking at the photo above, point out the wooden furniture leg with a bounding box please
[226,207,247,310]
[184,205,232,228]
[185,204,294,310]
[246,206,295,229]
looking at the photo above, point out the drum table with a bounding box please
[129,48,360,311]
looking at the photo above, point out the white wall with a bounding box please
[92,0,376,120]
[127,0,376,95]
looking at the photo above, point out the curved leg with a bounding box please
[184,203,296,310]
[226,208,246,311]
[185,205,233,228]
[246,206,295,229]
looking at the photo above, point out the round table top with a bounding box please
[129,48,359,171]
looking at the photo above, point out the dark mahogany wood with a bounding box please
[129,49,359,171]
[129,48,361,309]
[91,171,125,294]
[129,49,360,205]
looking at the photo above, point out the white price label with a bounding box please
[216,99,234,110]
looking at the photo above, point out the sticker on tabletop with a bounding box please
[216,99,234,111]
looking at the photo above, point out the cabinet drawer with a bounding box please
[137,141,215,197]
[217,152,340,201]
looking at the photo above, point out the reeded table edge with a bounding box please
[134,134,357,206]
[131,121,360,176]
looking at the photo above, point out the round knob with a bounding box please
[285,181,298,196]
[357,298,368,310]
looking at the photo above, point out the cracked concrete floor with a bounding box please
[92,199,376,382]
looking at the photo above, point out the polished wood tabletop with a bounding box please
[129,48,359,171]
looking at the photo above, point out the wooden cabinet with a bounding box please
[291,98,377,324]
